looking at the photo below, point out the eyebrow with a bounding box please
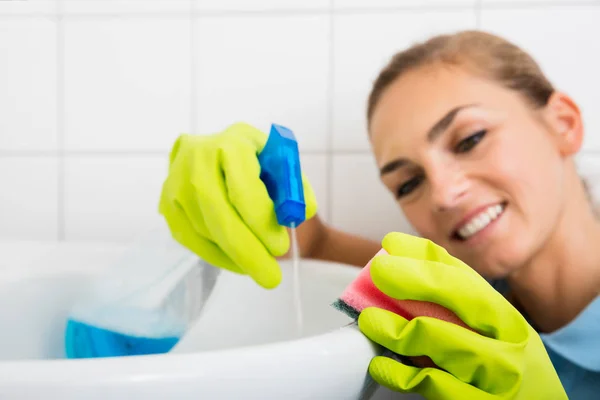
[379,104,477,176]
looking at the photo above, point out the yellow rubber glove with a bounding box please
[158,122,318,289]
[358,232,567,400]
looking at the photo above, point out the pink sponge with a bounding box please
[332,248,471,368]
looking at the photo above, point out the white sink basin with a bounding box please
[0,240,421,399]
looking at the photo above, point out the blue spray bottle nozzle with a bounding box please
[258,124,306,228]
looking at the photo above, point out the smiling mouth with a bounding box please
[452,202,507,241]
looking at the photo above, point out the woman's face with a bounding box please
[369,64,580,278]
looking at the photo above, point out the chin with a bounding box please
[457,247,527,279]
[446,210,536,278]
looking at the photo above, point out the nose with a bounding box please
[428,164,469,212]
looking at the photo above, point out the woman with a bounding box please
[158,30,599,399]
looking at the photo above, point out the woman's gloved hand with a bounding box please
[158,122,318,289]
[358,232,567,400]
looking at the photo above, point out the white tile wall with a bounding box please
[333,0,477,9]
[63,155,169,242]
[0,0,56,15]
[0,18,58,151]
[193,15,330,151]
[63,18,192,151]
[194,0,329,12]
[60,0,191,14]
[1,0,600,244]
[0,157,58,240]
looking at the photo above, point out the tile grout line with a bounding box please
[325,0,335,224]
[56,0,66,242]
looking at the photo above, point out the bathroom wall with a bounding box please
[2,0,600,244]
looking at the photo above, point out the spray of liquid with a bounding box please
[289,223,303,337]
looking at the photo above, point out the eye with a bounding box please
[396,175,424,198]
[455,129,487,153]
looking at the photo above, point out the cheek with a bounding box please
[487,133,562,204]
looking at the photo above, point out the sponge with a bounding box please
[332,248,470,368]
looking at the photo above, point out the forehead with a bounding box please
[370,64,520,166]
[368,64,516,162]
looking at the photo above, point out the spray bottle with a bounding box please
[258,123,308,333]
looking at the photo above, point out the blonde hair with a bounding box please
[367,30,555,128]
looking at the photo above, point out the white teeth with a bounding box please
[457,204,504,240]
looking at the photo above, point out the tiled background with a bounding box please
[2,0,600,244]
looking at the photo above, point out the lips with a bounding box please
[453,203,506,240]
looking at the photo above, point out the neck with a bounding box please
[507,176,600,333]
